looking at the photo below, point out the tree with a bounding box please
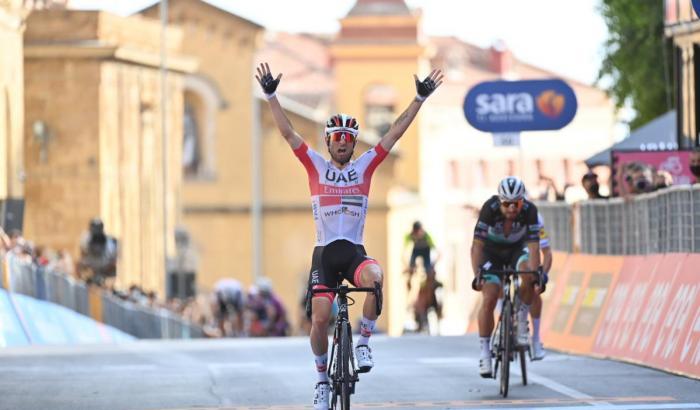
[597,0,674,129]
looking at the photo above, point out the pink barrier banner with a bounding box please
[593,255,663,358]
[642,254,700,376]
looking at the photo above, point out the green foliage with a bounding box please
[597,0,674,129]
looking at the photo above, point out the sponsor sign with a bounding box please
[464,79,577,132]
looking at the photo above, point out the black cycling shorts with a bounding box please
[308,239,379,304]
[480,246,529,284]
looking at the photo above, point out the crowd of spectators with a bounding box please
[0,217,291,340]
[535,147,700,203]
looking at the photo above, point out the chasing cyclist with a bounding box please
[471,176,541,378]
[255,62,442,410]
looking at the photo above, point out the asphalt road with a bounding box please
[0,334,698,410]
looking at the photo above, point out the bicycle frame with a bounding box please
[310,283,381,410]
[483,268,539,398]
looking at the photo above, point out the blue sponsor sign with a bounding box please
[693,0,700,17]
[464,79,577,132]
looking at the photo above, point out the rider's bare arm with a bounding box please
[541,246,552,274]
[379,69,443,151]
[471,239,485,277]
[526,240,541,272]
[255,62,303,149]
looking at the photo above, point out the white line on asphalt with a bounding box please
[0,364,158,372]
[418,356,608,405]
[454,403,700,410]
[512,366,607,404]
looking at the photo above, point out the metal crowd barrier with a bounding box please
[2,254,203,339]
[534,201,574,252]
[539,185,700,254]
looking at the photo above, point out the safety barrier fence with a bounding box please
[536,184,700,254]
[1,253,203,342]
[467,251,700,379]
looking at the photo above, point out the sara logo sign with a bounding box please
[463,79,577,132]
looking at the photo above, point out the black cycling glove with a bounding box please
[415,76,437,101]
[255,63,281,98]
[471,275,483,291]
[538,266,549,293]
[259,72,280,95]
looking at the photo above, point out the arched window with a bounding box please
[364,84,397,142]
[182,74,227,180]
[182,101,201,176]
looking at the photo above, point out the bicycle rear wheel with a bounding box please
[519,347,527,385]
[340,322,352,410]
[500,300,511,398]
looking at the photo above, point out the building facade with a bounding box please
[0,0,27,203]
[22,10,195,295]
[665,0,700,148]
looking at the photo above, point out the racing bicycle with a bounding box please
[481,267,541,398]
[310,282,382,410]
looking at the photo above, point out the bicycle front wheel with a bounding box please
[519,347,527,385]
[340,322,352,410]
[500,300,511,398]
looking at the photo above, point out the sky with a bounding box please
[68,0,609,85]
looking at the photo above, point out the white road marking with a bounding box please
[419,355,608,404]
[454,404,700,410]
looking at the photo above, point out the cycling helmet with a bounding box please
[497,176,526,201]
[325,113,359,138]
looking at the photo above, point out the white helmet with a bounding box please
[497,176,526,201]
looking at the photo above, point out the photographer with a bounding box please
[77,218,118,287]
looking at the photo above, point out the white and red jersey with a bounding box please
[293,142,388,246]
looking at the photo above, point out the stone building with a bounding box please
[22,9,196,295]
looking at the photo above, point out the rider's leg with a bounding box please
[515,252,534,345]
[356,261,383,345]
[529,292,546,359]
[531,293,542,341]
[478,281,500,340]
[478,279,500,376]
[310,296,333,382]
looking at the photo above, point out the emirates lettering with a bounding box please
[325,169,358,183]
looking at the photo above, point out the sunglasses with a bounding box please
[500,199,523,208]
[328,131,357,143]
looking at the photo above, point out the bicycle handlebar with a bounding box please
[310,286,377,295]
[481,269,540,275]
[309,283,383,315]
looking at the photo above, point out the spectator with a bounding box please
[538,175,569,201]
[0,226,11,256]
[690,147,700,184]
[77,218,118,286]
[581,171,608,199]
[48,249,75,278]
[34,245,50,267]
[618,161,655,197]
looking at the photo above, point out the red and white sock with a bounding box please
[358,317,375,346]
[315,354,328,382]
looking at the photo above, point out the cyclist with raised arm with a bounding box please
[471,176,541,378]
[255,62,442,410]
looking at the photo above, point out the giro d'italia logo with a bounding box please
[536,90,566,118]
